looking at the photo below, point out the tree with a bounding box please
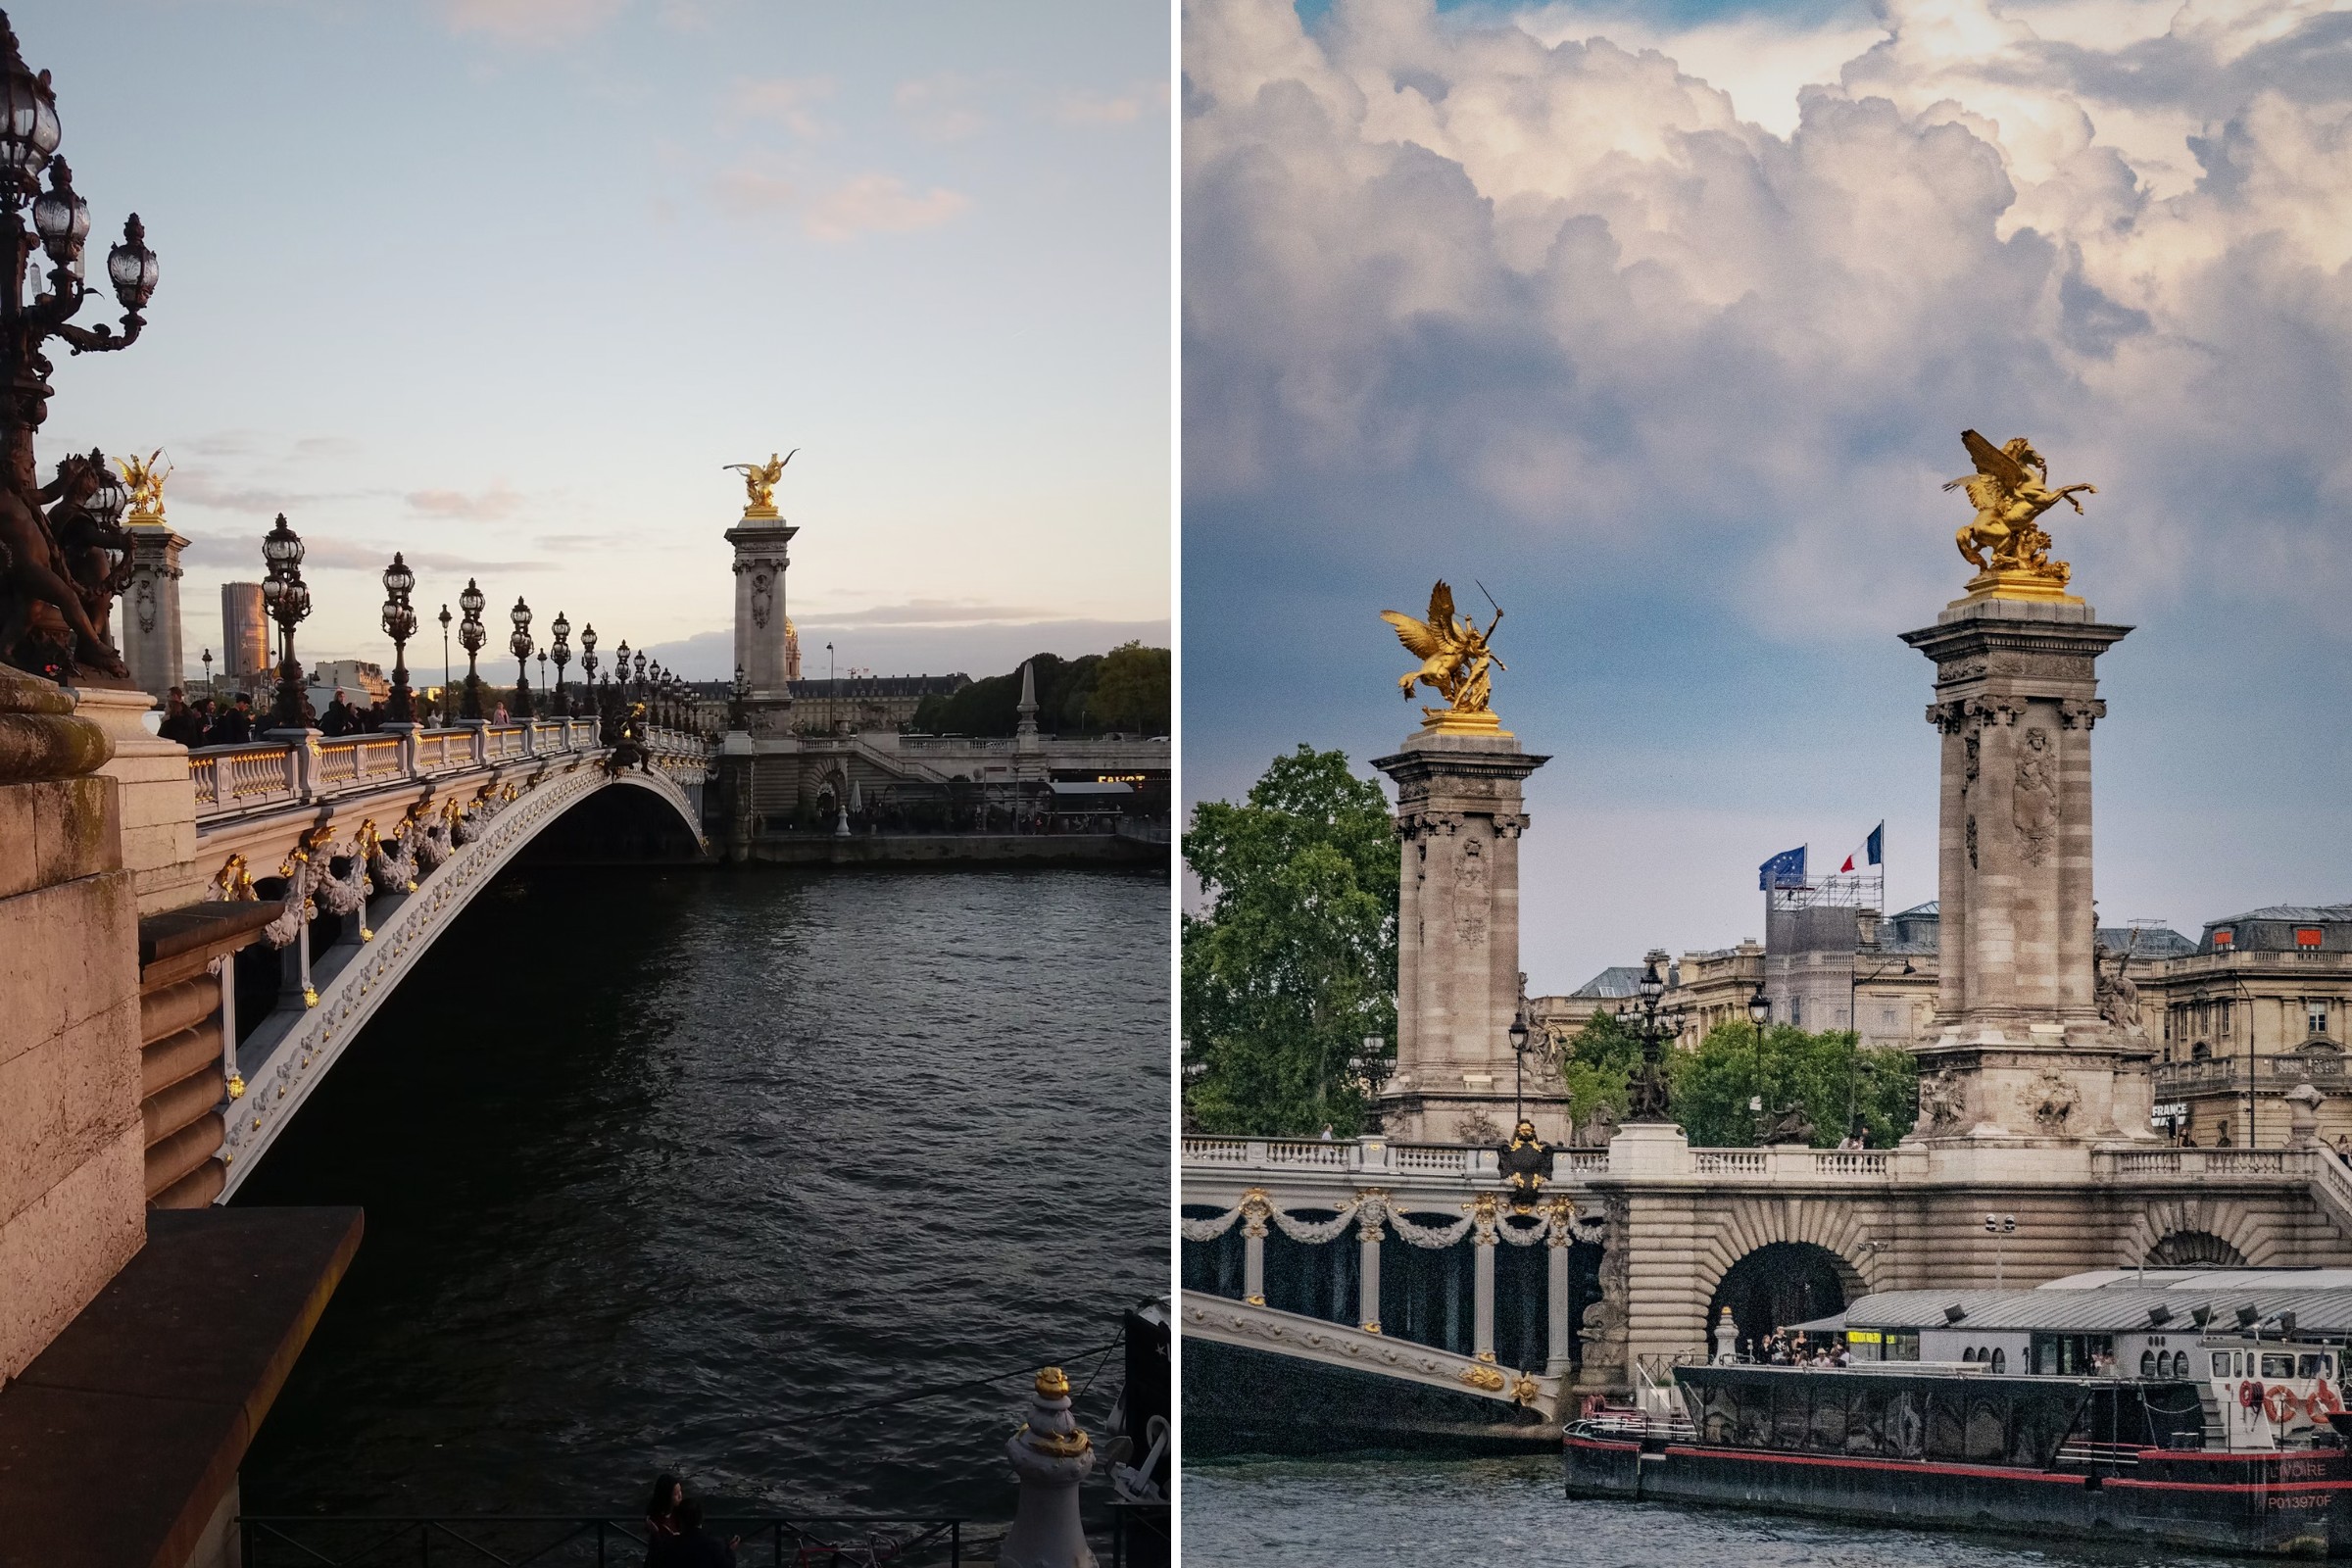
[1551,1016,1919,1149]
[1182,746,1398,1135]
[1089,641,1170,734]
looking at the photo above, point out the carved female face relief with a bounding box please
[749,570,772,630]
[2013,726,2058,866]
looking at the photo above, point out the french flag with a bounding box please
[1838,822,1884,875]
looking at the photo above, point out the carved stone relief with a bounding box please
[2013,727,2058,866]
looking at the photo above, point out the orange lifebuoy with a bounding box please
[2241,1379,2262,1409]
[2266,1384,2299,1425]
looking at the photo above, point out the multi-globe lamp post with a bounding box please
[509,596,533,718]
[259,514,311,729]
[437,604,452,725]
[1617,951,1686,1123]
[380,552,416,722]
[457,579,486,719]
[550,611,570,716]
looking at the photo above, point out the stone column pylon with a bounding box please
[724,499,798,739]
[1471,1198,1497,1361]
[1240,1188,1269,1306]
[122,518,186,701]
[1545,1200,1573,1378]
[1899,593,2149,1143]
[1356,1192,1385,1332]
[1372,727,1549,1143]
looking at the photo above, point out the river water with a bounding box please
[1185,1455,2255,1567]
[234,864,1168,1532]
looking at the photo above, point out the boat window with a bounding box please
[1847,1386,1887,1456]
[1736,1382,1772,1448]
[1773,1380,1809,1449]
[1695,1380,1738,1445]
[1926,1390,1966,1461]
[2212,1352,2231,1377]
[2139,1349,2156,1377]
[2160,1351,2177,1378]
[1961,1347,1977,1363]
[1965,1395,2007,1464]
[1990,1348,2006,1374]
[1808,1386,1846,1451]
[2264,1353,2296,1379]
[1886,1332,1920,1363]
[2301,1354,2326,1379]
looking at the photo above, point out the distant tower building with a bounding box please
[724,466,798,736]
[220,582,268,685]
[120,514,187,700]
[784,616,802,681]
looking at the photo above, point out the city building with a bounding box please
[2146,906,2352,1149]
[305,658,391,712]
[788,674,968,733]
[220,581,268,682]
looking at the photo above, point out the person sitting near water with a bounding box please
[644,1473,684,1563]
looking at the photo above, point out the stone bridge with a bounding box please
[74,687,711,1209]
[1180,1126,2352,1412]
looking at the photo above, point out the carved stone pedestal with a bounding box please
[1371,727,1552,1143]
[1899,594,2152,1144]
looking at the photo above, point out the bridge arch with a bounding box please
[217,759,704,1200]
[2124,1200,2273,1269]
[1693,1197,1882,1357]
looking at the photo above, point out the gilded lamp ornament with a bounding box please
[1946,429,2097,603]
[1381,579,1507,735]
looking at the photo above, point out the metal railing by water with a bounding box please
[239,1514,966,1568]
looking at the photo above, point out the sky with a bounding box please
[1184,0,2352,994]
[26,0,1170,685]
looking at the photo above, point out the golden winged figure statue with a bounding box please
[1381,579,1507,733]
[1945,429,2096,601]
[117,448,171,521]
[723,449,798,515]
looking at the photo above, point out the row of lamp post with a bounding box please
[231,511,701,735]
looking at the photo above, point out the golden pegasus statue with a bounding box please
[1946,429,2096,601]
[117,448,170,520]
[1381,579,1506,733]
[723,449,797,515]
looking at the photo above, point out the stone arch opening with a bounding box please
[2146,1230,2246,1267]
[514,777,703,863]
[1710,1241,1862,1359]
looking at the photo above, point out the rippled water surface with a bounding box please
[236,865,1167,1526]
[1186,1456,2256,1568]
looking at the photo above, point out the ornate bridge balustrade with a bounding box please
[1181,1128,2352,1401]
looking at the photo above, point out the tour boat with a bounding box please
[1565,1277,2352,1556]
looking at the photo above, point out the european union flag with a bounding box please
[1865,822,1884,867]
[1758,846,1806,891]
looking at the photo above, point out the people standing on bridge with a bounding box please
[644,1472,683,1553]
[212,693,255,746]
[320,689,356,737]
[158,687,203,748]
[494,700,510,722]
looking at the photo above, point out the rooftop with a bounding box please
[1570,965,1645,1000]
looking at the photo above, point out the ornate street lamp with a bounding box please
[437,603,452,724]
[199,646,211,693]
[550,610,570,715]
[1509,1001,1532,1126]
[457,578,486,719]
[508,595,533,718]
[0,13,161,679]
[259,514,311,729]
[1619,950,1684,1125]
[379,551,416,722]
[633,648,647,691]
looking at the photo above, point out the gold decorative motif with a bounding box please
[1511,1374,1543,1406]
[209,853,256,902]
[1035,1366,1071,1399]
[117,449,171,522]
[1361,1320,1383,1334]
[1245,1294,1266,1306]
[1381,579,1508,735]
[1946,429,2096,603]
[225,1073,246,1100]
[1240,1186,1272,1241]
[723,450,796,518]
[1459,1364,1507,1393]
[303,986,318,1007]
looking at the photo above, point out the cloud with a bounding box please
[1054,81,1168,126]
[1182,0,2352,635]
[405,482,525,520]
[801,173,971,242]
[797,598,1057,627]
[646,618,1172,681]
[726,75,836,138]
[181,534,543,575]
[896,74,989,141]
[434,0,628,45]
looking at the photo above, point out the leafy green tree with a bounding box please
[1089,641,1170,734]
[1183,747,1398,1135]
[1552,1017,1919,1149]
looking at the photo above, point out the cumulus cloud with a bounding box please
[1054,82,1169,125]
[181,534,541,575]
[1183,0,2352,635]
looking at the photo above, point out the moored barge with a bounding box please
[1566,1272,2352,1556]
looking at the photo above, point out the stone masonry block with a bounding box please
[0,871,139,1071]
[0,1121,143,1381]
[0,994,143,1229]
[31,776,121,888]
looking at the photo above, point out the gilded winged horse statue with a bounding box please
[1946,429,2095,597]
[1381,579,1505,730]
[723,449,797,514]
